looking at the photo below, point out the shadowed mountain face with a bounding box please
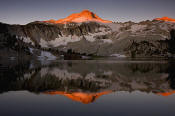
[1,59,175,104]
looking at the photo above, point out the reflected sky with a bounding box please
[0,91,175,116]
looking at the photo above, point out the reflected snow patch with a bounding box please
[110,54,126,58]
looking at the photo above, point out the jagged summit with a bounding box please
[44,9,112,24]
[155,17,175,23]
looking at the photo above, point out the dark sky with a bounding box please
[0,0,175,24]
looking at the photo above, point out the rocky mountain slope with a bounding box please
[1,10,175,58]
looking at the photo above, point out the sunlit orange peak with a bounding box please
[155,17,175,23]
[44,9,112,24]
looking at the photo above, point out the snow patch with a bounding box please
[110,54,126,58]
[84,35,96,42]
[38,51,57,60]
[85,27,112,42]
[39,27,112,47]
[39,35,81,47]
[29,48,34,54]
[52,35,81,47]
[17,36,34,45]
[105,23,123,32]
[81,56,91,59]
[40,39,49,48]
[131,24,147,33]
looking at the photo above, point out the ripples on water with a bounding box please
[0,59,175,116]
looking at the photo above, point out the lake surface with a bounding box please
[0,59,175,116]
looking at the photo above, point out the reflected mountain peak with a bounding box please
[157,91,175,97]
[45,91,112,104]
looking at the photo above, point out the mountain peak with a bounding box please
[81,9,92,13]
[80,9,96,18]
[44,10,112,24]
[155,17,175,23]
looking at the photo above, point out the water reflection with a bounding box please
[45,91,112,104]
[0,60,175,104]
